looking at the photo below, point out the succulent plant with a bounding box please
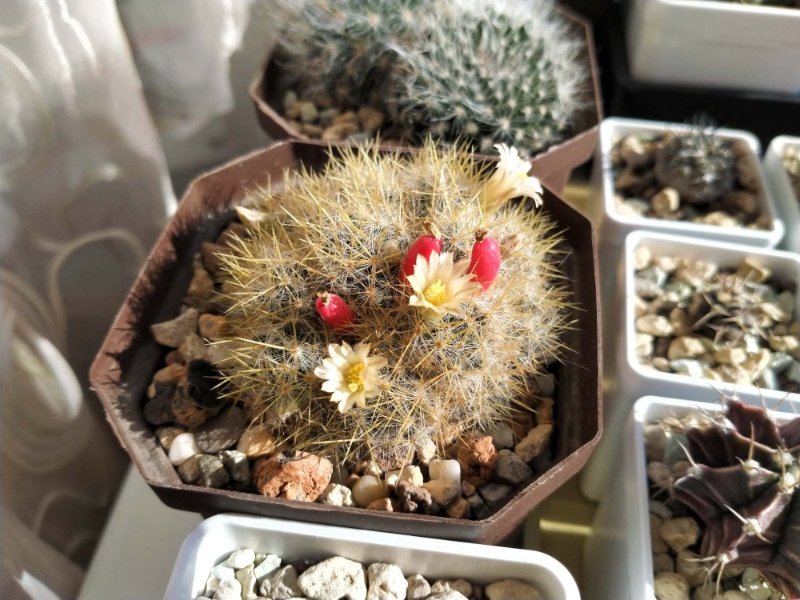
[387,0,587,155]
[654,126,739,205]
[273,0,588,155]
[211,141,571,469]
[657,399,800,597]
[274,0,425,108]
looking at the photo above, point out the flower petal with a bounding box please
[352,391,367,408]
[321,379,343,393]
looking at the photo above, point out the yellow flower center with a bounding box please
[423,278,448,306]
[345,363,365,392]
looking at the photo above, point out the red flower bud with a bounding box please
[400,221,442,281]
[468,229,502,290]
[315,292,354,329]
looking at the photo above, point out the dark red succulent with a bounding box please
[671,399,800,597]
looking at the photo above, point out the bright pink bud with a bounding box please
[401,222,442,280]
[468,229,502,290]
[315,292,354,330]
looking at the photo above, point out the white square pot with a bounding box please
[581,231,800,500]
[164,515,581,600]
[625,0,800,94]
[589,118,784,253]
[583,395,796,600]
[764,136,800,254]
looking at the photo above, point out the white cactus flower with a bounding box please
[314,342,388,413]
[407,251,481,318]
[481,143,543,212]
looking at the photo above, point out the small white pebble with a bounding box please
[254,554,282,583]
[428,459,460,482]
[168,432,201,466]
[352,475,388,508]
[226,548,255,569]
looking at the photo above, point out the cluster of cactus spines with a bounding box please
[654,125,740,205]
[387,0,586,156]
[274,0,424,108]
[273,0,587,155]
[656,399,800,597]
[212,141,571,469]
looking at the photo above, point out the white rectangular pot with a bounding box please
[625,0,800,94]
[164,515,581,600]
[581,230,800,500]
[764,136,800,254]
[583,395,795,600]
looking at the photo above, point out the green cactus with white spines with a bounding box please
[272,0,588,155]
[275,0,424,108]
[388,0,587,155]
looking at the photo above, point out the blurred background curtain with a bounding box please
[0,0,173,598]
[0,0,276,597]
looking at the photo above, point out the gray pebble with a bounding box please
[494,449,533,486]
[219,450,250,484]
[192,405,248,453]
[653,572,689,600]
[485,423,515,450]
[177,455,202,484]
[151,308,199,348]
[660,517,700,553]
[478,483,512,508]
[197,455,230,488]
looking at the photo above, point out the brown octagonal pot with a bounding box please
[89,140,602,544]
[249,6,603,194]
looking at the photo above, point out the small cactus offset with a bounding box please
[388,0,587,155]
[654,125,739,205]
[653,399,800,597]
[212,141,572,469]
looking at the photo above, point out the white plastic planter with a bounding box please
[581,231,800,500]
[625,0,800,94]
[583,395,796,600]
[164,515,581,600]
[764,136,800,254]
[589,118,785,252]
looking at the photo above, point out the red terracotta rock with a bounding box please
[253,452,333,502]
[457,436,498,481]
